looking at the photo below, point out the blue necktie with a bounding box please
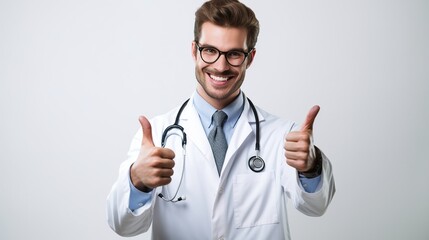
[208,111,228,175]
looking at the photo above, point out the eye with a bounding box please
[202,47,218,55]
[227,51,244,59]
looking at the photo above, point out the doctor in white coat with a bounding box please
[107,1,335,239]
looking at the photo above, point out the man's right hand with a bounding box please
[130,116,176,192]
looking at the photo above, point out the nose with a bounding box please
[212,53,230,71]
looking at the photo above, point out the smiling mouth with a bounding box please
[208,73,230,82]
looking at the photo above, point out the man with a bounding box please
[107,0,335,239]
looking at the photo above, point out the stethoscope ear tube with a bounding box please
[161,99,190,148]
[161,124,187,148]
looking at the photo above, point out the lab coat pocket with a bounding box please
[233,171,279,228]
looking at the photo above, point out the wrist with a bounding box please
[298,146,322,178]
[130,163,153,192]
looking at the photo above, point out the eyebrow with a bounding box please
[198,43,247,52]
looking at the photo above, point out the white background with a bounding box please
[1,0,428,239]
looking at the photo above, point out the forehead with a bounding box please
[199,22,248,50]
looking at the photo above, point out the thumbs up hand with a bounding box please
[130,116,176,192]
[284,106,320,173]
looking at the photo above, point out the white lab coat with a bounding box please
[107,93,335,240]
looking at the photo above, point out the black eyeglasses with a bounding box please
[196,42,253,67]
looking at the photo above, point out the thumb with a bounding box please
[300,105,320,131]
[139,116,155,147]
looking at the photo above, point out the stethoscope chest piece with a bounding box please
[248,156,265,172]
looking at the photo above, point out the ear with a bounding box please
[191,41,198,61]
[246,48,256,69]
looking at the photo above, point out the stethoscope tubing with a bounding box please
[158,96,265,202]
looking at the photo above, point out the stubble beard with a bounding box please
[194,65,246,105]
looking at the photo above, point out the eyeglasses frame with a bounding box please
[195,42,254,67]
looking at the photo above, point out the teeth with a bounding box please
[210,74,228,81]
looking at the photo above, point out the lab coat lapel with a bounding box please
[222,99,265,177]
[179,98,219,174]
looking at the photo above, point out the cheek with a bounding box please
[237,66,247,77]
[196,61,211,74]
[195,63,207,80]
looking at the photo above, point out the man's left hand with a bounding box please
[284,105,320,172]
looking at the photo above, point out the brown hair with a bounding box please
[194,0,260,50]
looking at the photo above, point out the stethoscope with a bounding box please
[158,97,265,203]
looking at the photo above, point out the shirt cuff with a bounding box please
[298,174,322,193]
[128,175,153,211]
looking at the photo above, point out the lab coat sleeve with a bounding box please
[284,149,336,217]
[106,130,155,237]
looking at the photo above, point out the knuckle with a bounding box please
[299,152,309,160]
[297,142,309,152]
[152,168,163,176]
[166,149,176,159]
[163,177,172,185]
[146,158,161,167]
[285,152,295,160]
[150,147,163,156]
[169,159,176,168]
[301,133,310,141]
[286,132,298,140]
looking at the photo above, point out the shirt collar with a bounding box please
[193,91,244,132]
